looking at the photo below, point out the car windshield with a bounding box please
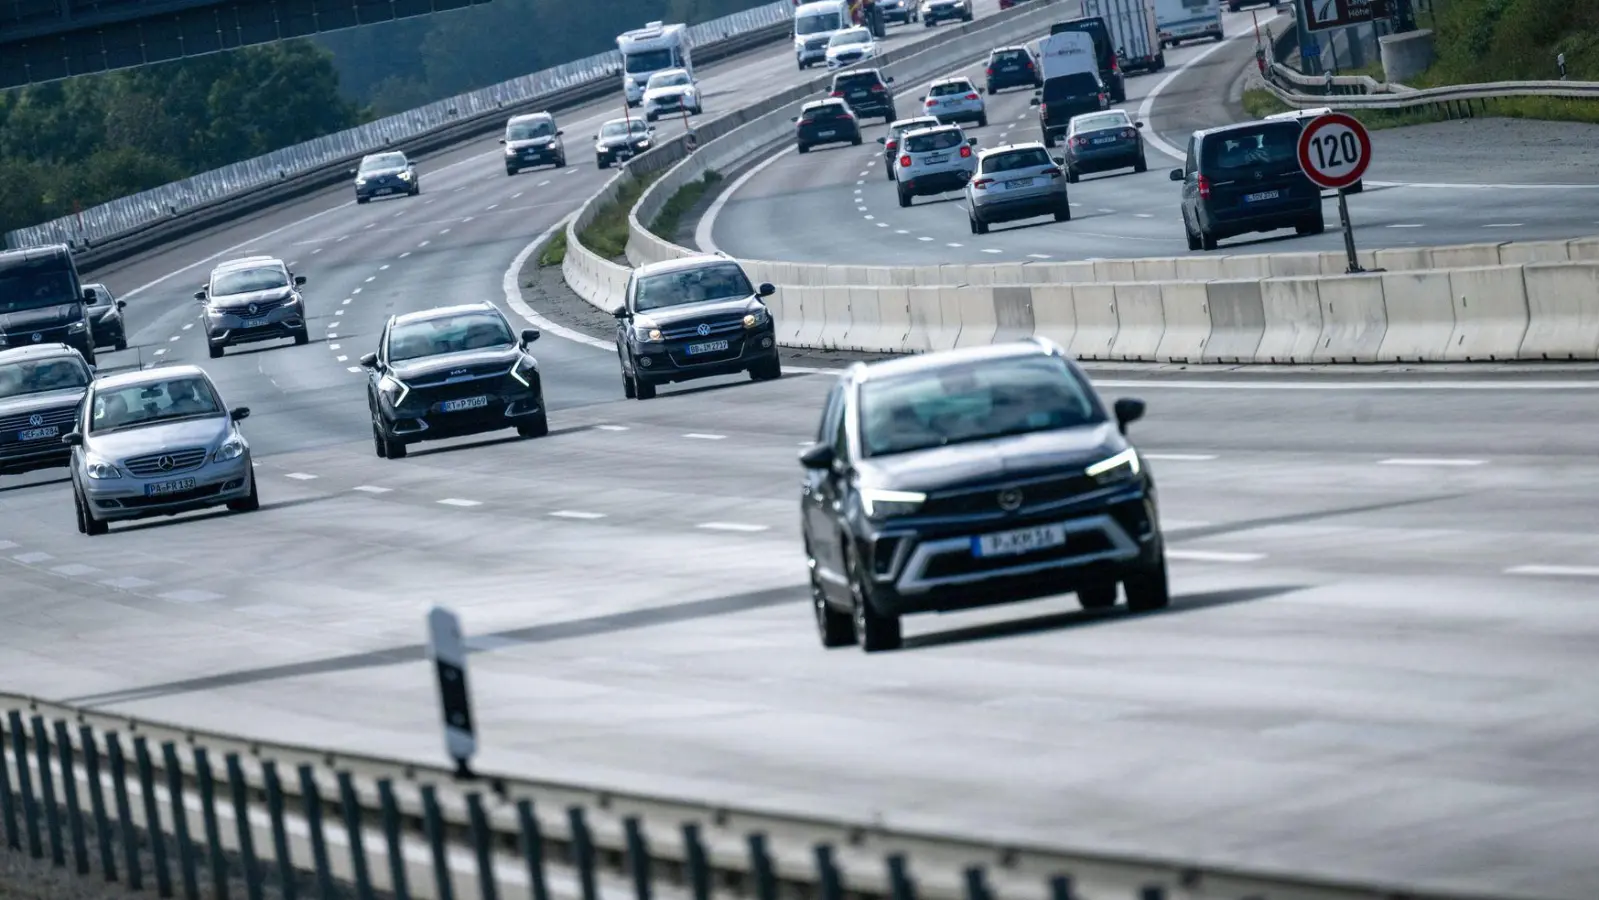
[648,72,690,89]
[904,130,963,153]
[601,120,649,137]
[0,357,89,400]
[0,265,79,314]
[830,30,869,45]
[90,376,222,434]
[634,262,753,312]
[805,103,848,119]
[1042,73,1100,101]
[624,49,674,74]
[981,148,1052,173]
[993,50,1029,63]
[891,119,938,138]
[388,312,514,362]
[1203,124,1300,171]
[211,266,288,296]
[507,120,555,140]
[1072,112,1129,133]
[360,153,407,172]
[929,81,972,97]
[860,355,1103,457]
[84,284,111,305]
[795,11,843,34]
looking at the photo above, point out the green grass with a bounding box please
[537,229,567,267]
[577,172,660,261]
[1244,87,1599,129]
[649,171,723,242]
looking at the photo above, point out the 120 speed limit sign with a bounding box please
[1296,112,1371,191]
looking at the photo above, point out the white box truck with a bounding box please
[1152,0,1222,46]
[793,0,850,69]
[1082,0,1164,74]
[618,22,693,106]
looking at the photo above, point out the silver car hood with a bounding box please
[87,416,233,462]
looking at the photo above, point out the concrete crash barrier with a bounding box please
[1520,262,1599,359]
[1376,270,1456,362]
[1446,265,1530,361]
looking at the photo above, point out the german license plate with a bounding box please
[925,154,947,164]
[1245,190,1281,202]
[686,340,729,355]
[242,318,268,328]
[376,188,393,195]
[18,426,59,441]
[145,478,196,497]
[1004,178,1035,188]
[439,396,489,413]
[1093,136,1116,144]
[818,130,836,138]
[972,523,1066,558]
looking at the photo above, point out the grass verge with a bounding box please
[1243,87,1599,129]
[577,172,661,260]
[538,229,567,267]
[650,171,724,241]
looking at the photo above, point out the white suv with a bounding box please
[893,124,978,207]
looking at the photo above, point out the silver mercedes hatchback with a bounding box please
[65,365,258,535]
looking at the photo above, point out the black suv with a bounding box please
[799,338,1168,652]
[1030,70,1108,147]
[1171,120,1325,251]
[0,244,97,366]
[352,151,419,203]
[0,344,91,478]
[793,99,863,153]
[360,302,547,459]
[830,69,897,124]
[611,255,780,400]
[985,46,1041,94]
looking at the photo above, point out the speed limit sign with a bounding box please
[1296,112,1371,191]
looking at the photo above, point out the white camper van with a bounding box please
[794,0,850,69]
[618,22,693,106]
[1152,0,1222,46]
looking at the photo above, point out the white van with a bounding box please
[618,22,693,106]
[1152,0,1222,46]
[794,0,850,69]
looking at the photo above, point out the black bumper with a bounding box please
[630,327,778,385]
[987,72,1039,92]
[1071,147,1142,173]
[973,193,1065,223]
[381,388,545,445]
[356,182,414,199]
[902,170,969,196]
[508,150,561,168]
[797,125,859,146]
[1201,202,1321,238]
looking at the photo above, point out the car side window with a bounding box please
[830,388,852,463]
[1184,137,1198,176]
[817,383,843,442]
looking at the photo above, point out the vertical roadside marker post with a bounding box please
[427,606,477,779]
[1296,111,1374,274]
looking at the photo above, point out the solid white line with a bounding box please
[1387,223,1423,228]
[352,485,392,494]
[550,510,607,520]
[161,589,224,604]
[499,215,614,351]
[1482,223,1523,228]
[437,498,482,507]
[284,472,318,480]
[1377,458,1486,467]
[697,522,769,533]
[12,552,53,563]
[1167,549,1265,563]
[698,142,797,253]
[1144,453,1217,461]
[1092,379,1599,391]
[1136,11,1283,161]
[1504,565,1599,578]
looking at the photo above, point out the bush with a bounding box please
[649,171,723,242]
[577,173,659,261]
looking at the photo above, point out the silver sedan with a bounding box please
[66,365,258,535]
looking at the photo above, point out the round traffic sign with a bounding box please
[1296,112,1371,191]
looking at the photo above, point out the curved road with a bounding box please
[1,4,1597,898]
[705,9,1599,264]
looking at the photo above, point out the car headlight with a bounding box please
[0,333,8,347]
[68,320,87,333]
[637,139,651,149]
[509,357,539,388]
[84,456,121,480]
[378,373,410,407]
[634,325,663,342]
[1085,448,1141,484]
[213,436,247,463]
[355,178,367,186]
[399,171,414,181]
[860,487,925,519]
[743,307,769,329]
[505,147,516,156]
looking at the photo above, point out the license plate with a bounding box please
[439,396,489,413]
[377,188,393,195]
[241,317,268,328]
[1093,136,1116,144]
[925,155,947,164]
[686,340,729,355]
[818,130,836,137]
[145,478,196,497]
[18,426,59,441]
[972,524,1066,558]
[1245,190,1281,202]
[1004,178,1035,188]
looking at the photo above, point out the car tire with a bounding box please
[372,417,388,458]
[1067,166,1079,184]
[885,164,895,181]
[410,185,420,196]
[1077,582,1118,610]
[749,355,782,381]
[597,155,609,169]
[1043,131,1056,148]
[972,214,989,234]
[812,562,856,648]
[73,489,87,534]
[1185,216,1202,251]
[1200,227,1219,251]
[897,186,912,208]
[1124,555,1171,612]
[851,133,863,146]
[114,335,128,352]
[1134,154,1148,173]
[517,410,550,438]
[1054,200,1071,222]
[1214,30,1226,40]
[294,329,310,346]
[977,114,988,128]
[646,112,657,123]
[557,154,567,168]
[208,344,223,360]
[227,475,260,513]
[798,143,810,154]
[356,196,369,205]
[80,490,108,537]
[506,166,518,176]
[635,377,657,400]
[847,547,901,652]
[984,84,993,95]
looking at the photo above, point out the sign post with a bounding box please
[427,606,477,779]
[1296,111,1373,274]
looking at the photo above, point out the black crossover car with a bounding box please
[830,69,897,124]
[793,99,862,153]
[361,302,547,459]
[986,46,1041,94]
[0,344,91,478]
[612,255,780,400]
[352,151,419,203]
[82,283,128,351]
[799,338,1168,652]
[595,117,655,168]
[0,244,97,366]
[502,112,566,175]
[1172,119,1325,251]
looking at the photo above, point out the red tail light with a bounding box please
[985,67,994,76]
[1039,102,1048,116]
[870,84,885,92]
[965,93,979,101]
[1044,166,1063,178]
[899,155,912,167]
[798,118,813,126]
[959,145,971,158]
[1070,136,1086,148]
[1111,60,1121,73]
[1025,60,1034,69]
[1098,93,1109,106]
[885,139,897,151]
[925,98,937,107]
[972,178,993,189]
[1197,174,1212,199]
[830,90,844,97]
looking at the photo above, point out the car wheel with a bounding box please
[208,344,223,359]
[1124,555,1171,612]
[1043,131,1056,148]
[851,132,863,146]
[557,155,567,168]
[1303,213,1327,235]
[848,547,901,652]
[1200,227,1219,251]
[1077,582,1118,610]
[372,418,388,458]
[356,196,369,205]
[1054,199,1071,222]
[1184,216,1202,251]
[114,335,128,352]
[749,356,782,381]
[897,186,912,208]
[294,329,310,346]
[635,378,657,400]
[410,186,420,196]
[596,155,608,169]
[984,84,993,95]
[1134,154,1148,173]
[798,143,810,154]
[811,555,856,648]
[506,166,518,176]
[227,474,260,513]
[885,164,895,181]
[517,410,550,438]
[73,489,87,534]
[80,490,108,537]
[646,112,657,123]
[1067,166,1080,184]
[977,114,988,128]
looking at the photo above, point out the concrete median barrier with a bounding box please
[818,286,853,350]
[1446,266,1530,361]
[1519,262,1599,359]
[955,288,999,348]
[1313,274,1388,362]
[994,286,1036,343]
[1110,282,1165,360]
[1430,242,1507,269]
[1570,237,1599,261]
[1498,240,1575,265]
[1133,258,1178,282]
[934,287,967,351]
[1266,252,1325,278]
[1070,283,1118,359]
[1094,259,1139,283]
[1218,255,1274,280]
[1256,277,1324,363]
[791,286,827,347]
[1203,280,1266,363]
[846,286,885,351]
[1376,270,1456,362]
[872,286,914,353]
[904,286,942,352]
[1156,282,1211,362]
[1031,285,1076,348]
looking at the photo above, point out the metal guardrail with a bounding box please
[0,694,1520,900]
[2,1,793,256]
[1261,63,1599,110]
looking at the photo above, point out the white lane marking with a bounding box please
[1137,11,1284,161]
[513,192,524,198]
[1387,223,1423,228]
[352,288,362,294]
[538,180,551,187]
[379,264,390,271]
[12,551,53,563]
[857,179,865,185]
[864,215,875,220]
[0,541,15,550]
[336,310,346,316]
[115,202,352,300]
[352,485,392,494]
[365,223,376,229]
[697,522,769,533]
[168,335,180,342]
[684,433,726,440]
[440,228,451,234]
[854,189,862,194]
[499,215,614,351]
[1097,208,1115,213]
[399,251,411,258]
[1027,253,1051,259]
[153,349,167,356]
[1134,213,1153,218]
[160,589,224,603]
[338,235,350,241]
[312,248,323,254]
[596,424,629,431]
[896,229,910,234]
[947,242,963,248]
[1167,549,1265,563]
[1505,565,1599,578]
[462,216,474,223]
[1377,458,1487,467]
[438,498,483,507]
[343,298,352,305]
[918,236,934,241]
[1144,453,1217,461]
[101,576,154,589]
[182,323,194,330]
[550,510,607,520]
[52,563,99,576]
[337,356,348,362]
[487,204,499,210]
[329,344,340,350]
[284,472,318,480]
[347,366,363,373]
[981,248,1002,254]
[419,240,431,247]
[877,222,889,227]
[1092,379,1599,391]
[1482,223,1522,228]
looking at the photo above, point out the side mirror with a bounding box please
[347,168,357,176]
[116,300,126,310]
[1168,168,1185,182]
[556,129,564,136]
[967,137,978,146]
[885,75,895,83]
[1113,398,1145,433]
[757,282,776,297]
[359,352,379,369]
[498,138,506,144]
[918,95,926,101]
[1028,97,1040,107]
[1052,156,1065,165]
[294,275,307,287]
[876,136,887,144]
[1134,121,1145,128]
[791,116,800,123]
[229,407,251,422]
[799,443,835,470]
[610,305,630,319]
[82,288,95,302]
[193,289,207,301]
[61,432,82,447]
[521,328,541,344]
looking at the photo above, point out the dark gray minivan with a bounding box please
[1171,120,1325,252]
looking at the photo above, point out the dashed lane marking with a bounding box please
[379,264,390,271]
[337,356,348,363]
[347,367,363,373]
[918,236,934,241]
[352,485,392,494]
[981,248,1002,254]
[596,425,629,431]
[437,498,483,508]
[1387,223,1423,228]
[550,510,607,520]
[312,248,323,254]
[101,576,153,590]
[12,551,52,563]
[160,589,224,604]
[697,522,769,533]
[168,336,180,342]
[284,472,318,480]
[1504,565,1599,578]
[365,276,376,283]
[182,323,193,330]
[329,344,340,350]
[1167,550,1265,563]
[419,240,431,247]
[400,251,412,258]
[947,242,963,248]
[684,433,726,440]
[352,288,362,294]
[52,563,98,576]
[1027,253,1051,259]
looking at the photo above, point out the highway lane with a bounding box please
[705,10,1599,264]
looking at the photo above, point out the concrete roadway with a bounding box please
[1,2,1598,896]
[705,9,1599,264]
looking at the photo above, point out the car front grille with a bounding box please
[215,296,287,315]
[408,365,507,389]
[921,473,1102,518]
[661,317,745,341]
[0,405,77,433]
[123,448,209,477]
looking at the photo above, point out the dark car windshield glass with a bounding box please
[795,11,843,34]
[624,49,674,73]
[211,266,288,296]
[1202,125,1300,171]
[388,312,514,362]
[1072,112,1129,133]
[635,262,753,312]
[1042,73,1100,101]
[0,267,79,314]
[981,148,1052,173]
[859,355,1103,457]
[905,130,962,153]
[0,357,89,400]
[507,120,555,140]
[837,73,880,89]
[804,103,848,118]
[360,153,407,172]
[992,49,1030,63]
[929,81,972,97]
[601,120,649,137]
[90,376,222,433]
